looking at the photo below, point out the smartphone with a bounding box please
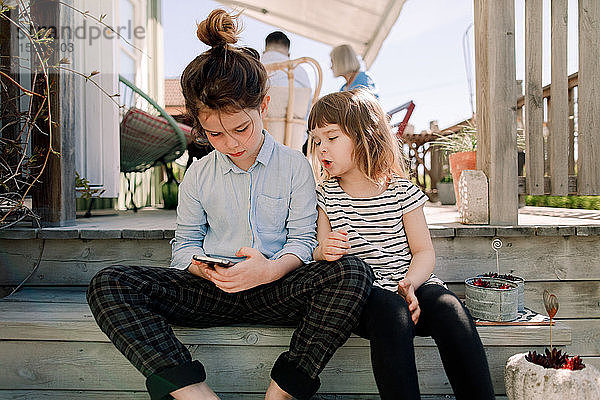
[192,255,236,268]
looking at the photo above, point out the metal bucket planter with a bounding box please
[511,276,525,312]
[479,273,525,312]
[465,277,519,322]
[437,182,456,205]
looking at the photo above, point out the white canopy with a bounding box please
[216,0,407,68]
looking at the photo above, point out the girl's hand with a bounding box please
[398,278,421,324]
[319,230,350,261]
[206,247,274,293]
[188,258,214,280]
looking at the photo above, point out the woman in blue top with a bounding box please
[330,44,379,98]
[86,9,373,400]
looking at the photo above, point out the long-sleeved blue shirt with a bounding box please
[170,131,318,270]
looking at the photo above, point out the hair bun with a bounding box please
[196,9,240,47]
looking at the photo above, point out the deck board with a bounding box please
[0,391,499,400]
[2,235,600,287]
[0,340,578,394]
[0,288,572,347]
[1,205,598,397]
[2,205,600,240]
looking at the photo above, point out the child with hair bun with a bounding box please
[87,9,374,400]
[310,88,495,399]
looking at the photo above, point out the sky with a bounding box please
[162,0,580,133]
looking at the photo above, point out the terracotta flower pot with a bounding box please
[449,151,477,205]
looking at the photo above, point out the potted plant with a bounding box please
[465,276,519,321]
[480,238,525,312]
[464,238,525,321]
[431,123,526,205]
[430,124,477,205]
[504,291,600,399]
[480,272,524,312]
[161,162,179,210]
[437,174,455,205]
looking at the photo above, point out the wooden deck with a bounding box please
[1,204,599,399]
[0,287,570,399]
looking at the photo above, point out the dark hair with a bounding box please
[180,9,268,138]
[265,31,290,50]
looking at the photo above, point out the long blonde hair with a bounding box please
[308,89,408,184]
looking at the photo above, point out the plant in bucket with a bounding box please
[161,162,179,210]
[464,238,521,322]
[480,238,525,312]
[437,174,455,205]
[504,291,600,399]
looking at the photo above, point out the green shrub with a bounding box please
[525,195,600,210]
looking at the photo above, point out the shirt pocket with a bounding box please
[256,194,287,233]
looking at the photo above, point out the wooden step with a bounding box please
[0,288,575,397]
[0,392,510,400]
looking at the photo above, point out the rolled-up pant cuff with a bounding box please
[146,360,206,400]
[271,353,320,400]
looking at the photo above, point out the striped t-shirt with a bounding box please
[316,176,445,292]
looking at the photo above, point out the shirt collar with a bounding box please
[219,130,275,174]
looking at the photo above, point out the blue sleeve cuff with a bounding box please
[170,238,205,270]
[271,242,315,264]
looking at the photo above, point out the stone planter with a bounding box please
[465,277,519,322]
[437,182,455,205]
[505,352,600,399]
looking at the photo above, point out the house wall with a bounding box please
[71,0,120,198]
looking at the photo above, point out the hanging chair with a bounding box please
[119,75,196,174]
[118,75,210,211]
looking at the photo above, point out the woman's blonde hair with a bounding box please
[308,88,409,183]
[330,44,361,77]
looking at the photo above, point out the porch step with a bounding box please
[0,288,572,397]
[0,392,509,400]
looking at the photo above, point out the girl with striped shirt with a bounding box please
[309,89,494,399]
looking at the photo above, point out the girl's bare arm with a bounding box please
[403,205,436,289]
[313,207,349,261]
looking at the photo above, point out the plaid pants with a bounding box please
[86,255,373,400]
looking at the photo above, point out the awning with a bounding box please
[216,0,407,68]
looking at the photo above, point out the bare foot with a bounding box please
[265,379,293,400]
[170,381,220,400]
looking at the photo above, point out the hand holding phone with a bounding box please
[192,255,236,268]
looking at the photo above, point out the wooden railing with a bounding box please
[470,1,600,224]
[404,3,600,220]
[518,1,599,196]
[516,73,579,195]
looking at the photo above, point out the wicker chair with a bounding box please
[262,57,322,154]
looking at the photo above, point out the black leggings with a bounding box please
[353,284,495,400]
